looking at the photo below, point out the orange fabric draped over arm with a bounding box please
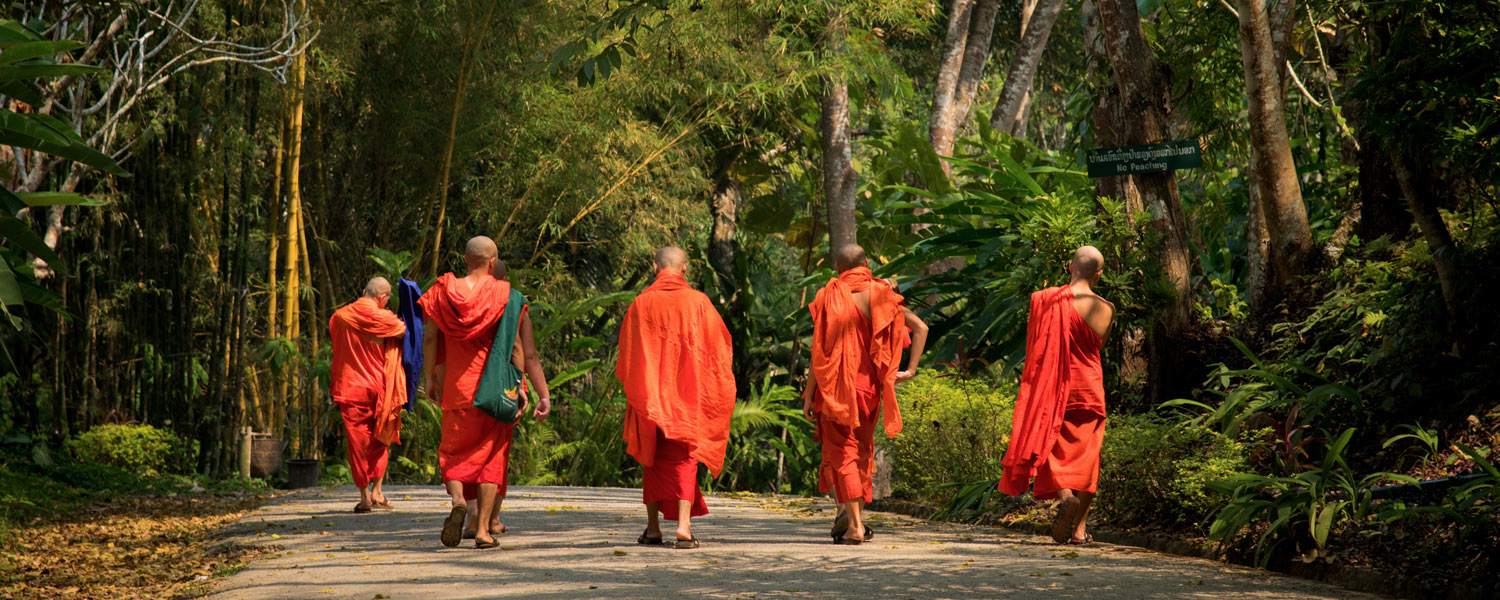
[329,297,408,445]
[809,267,910,438]
[998,286,1075,495]
[615,269,737,476]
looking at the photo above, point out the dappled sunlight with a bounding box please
[211,486,1369,599]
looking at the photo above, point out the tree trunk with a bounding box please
[821,7,858,256]
[1095,0,1197,401]
[989,0,1067,136]
[928,0,977,167]
[708,145,744,277]
[950,0,999,136]
[1391,153,1461,331]
[1236,0,1313,316]
[279,46,307,450]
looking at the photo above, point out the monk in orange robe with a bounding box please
[999,245,1114,545]
[616,246,736,549]
[804,244,928,545]
[419,236,552,549]
[329,277,407,512]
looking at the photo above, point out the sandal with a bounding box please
[466,524,508,540]
[673,537,701,549]
[637,529,664,545]
[831,511,849,540]
[440,506,467,548]
[372,499,393,510]
[474,537,500,550]
[1050,497,1080,544]
[1068,533,1095,545]
[353,503,372,513]
[834,533,864,546]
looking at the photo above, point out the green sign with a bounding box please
[1086,140,1202,177]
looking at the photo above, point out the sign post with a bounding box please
[1086,140,1202,178]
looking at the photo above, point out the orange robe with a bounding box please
[999,286,1106,498]
[808,266,910,504]
[329,297,407,488]
[418,274,516,494]
[616,268,735,521]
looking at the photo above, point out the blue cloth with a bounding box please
[397,278,425,411]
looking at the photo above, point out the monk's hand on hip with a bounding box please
[894,370,916,384]
[532,396,551,420]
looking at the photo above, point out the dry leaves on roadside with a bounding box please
[0,494,271,599]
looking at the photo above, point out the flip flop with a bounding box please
[673,537,700,549]
[831,511,849,540]
[466,524,509,539]
[372,499,393,510]
[353,503,372,513]
[862,524,876,541]
[1051,497,1080,544]
[833,533,864,546]
[474,538,500,550]
[1068,533,1095,545]
[440,506,467,548]
[637,529,664,545]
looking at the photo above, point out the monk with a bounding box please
[803,244,928,545]
[998,245,1115,545]
[616,246,736,550]
[328,277,407,512]
[419,236,552,549]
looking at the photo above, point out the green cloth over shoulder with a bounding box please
[473,288,528,424]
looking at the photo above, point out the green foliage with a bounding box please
[864,126,1154,378]
[66,424,196,477]
[1161,338,1362,475]
[1205,428,1415,567]
[714,374,817,494]
[1099,414,1247,528]
[0,20,122,331]
[881,373,1015,502]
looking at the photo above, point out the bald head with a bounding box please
[833,244,867,272]
[363,276,391,298]
[464,236,498,273]
[363,276,391,308]
[654,246,687,272]
[1071,245,1105,281]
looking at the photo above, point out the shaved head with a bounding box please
[654,246,687,271]
[1071,245,1105,280]
[464,236,498,272]
[363,276,391,298]
[833,244,867,272]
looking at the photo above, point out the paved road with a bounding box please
[210,485,1381,600]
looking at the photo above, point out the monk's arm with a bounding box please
[518,312,552,420]
[896,307,929,383]
[801,373,819,421]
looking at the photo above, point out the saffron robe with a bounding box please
[999,286,1107,498]
[808,267,910,503]
[328,297,407,487]
[418,274,515,492]
[616,268,735,520]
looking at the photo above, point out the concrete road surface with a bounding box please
[210,485,1381,600]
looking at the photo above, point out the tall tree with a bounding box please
[989,0,1067,137]
[1094,0,1197,400]
[928,0,998,168]
[1233,0,1313,315]
[821,4,858,254]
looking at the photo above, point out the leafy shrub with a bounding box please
[66,424,195,477]
[881,373,1015,502]
[1099,414,1248,528]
